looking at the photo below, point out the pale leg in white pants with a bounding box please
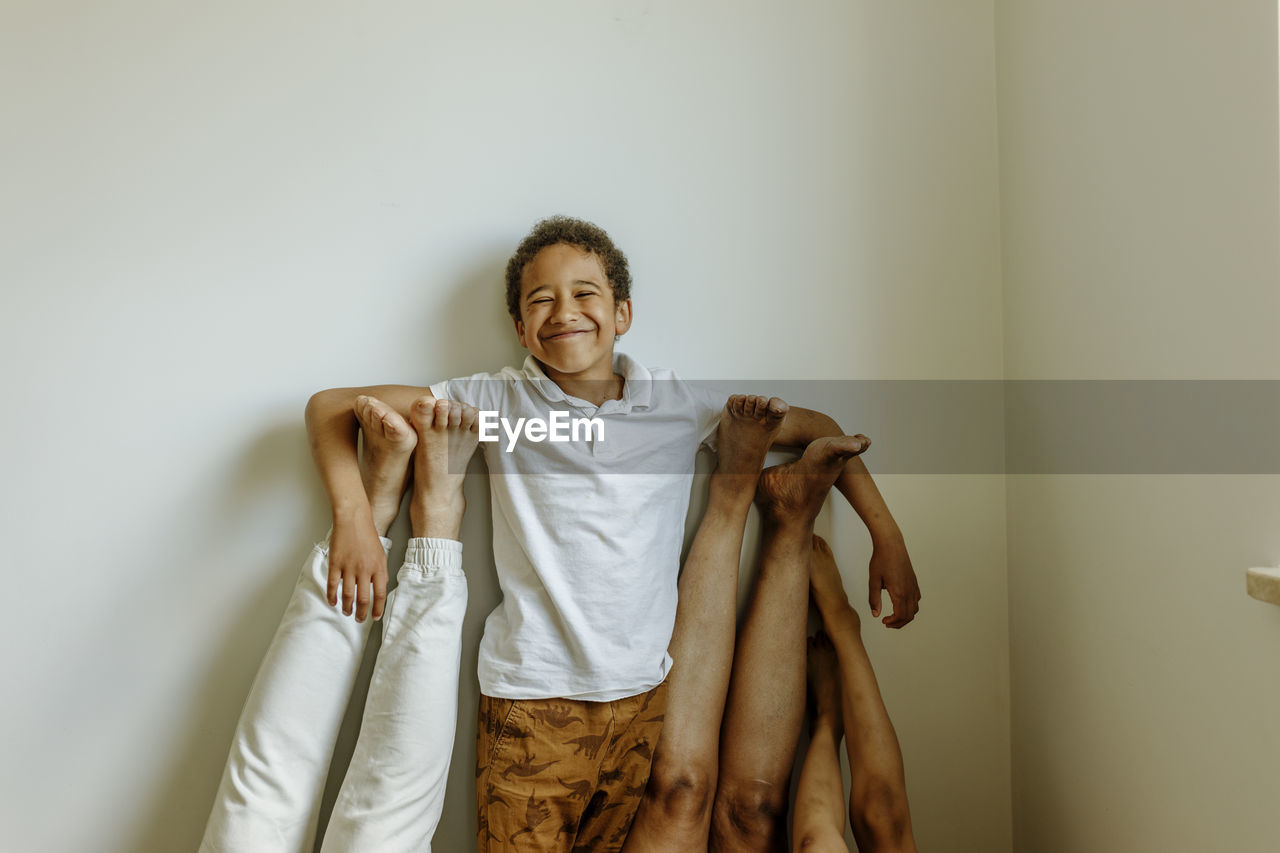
[199,536,467,853]
[321,537,466,852]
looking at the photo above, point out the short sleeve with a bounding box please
[687,382,733,453]
[426,371,505,412]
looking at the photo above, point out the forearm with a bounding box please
[305,383,435,525]
[771,405,841,448]
[776,406,904,547]
[305,388,372,526]
[836,457,904,549]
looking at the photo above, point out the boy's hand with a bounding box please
[328,513,389,622]
[868,540,920,628]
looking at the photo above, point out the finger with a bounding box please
[372,571,388,621]
[883,590,919,628]
[886,606,916,628]
[341,569,356,616]
[355,575,371,623]
[904,586,921,618]
[868,575,883,618]
[328,564,341,607]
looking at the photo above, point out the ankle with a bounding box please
[370,499,403,537]
[410,495,465,540]
[707,477,756,514]
[761,513,815,541]
[709,466,760,490]
[809,715,843,742]
[819,614,864,651]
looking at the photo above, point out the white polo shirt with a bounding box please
[430,353,724,700]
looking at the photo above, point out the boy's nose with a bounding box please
[550,298,579,323]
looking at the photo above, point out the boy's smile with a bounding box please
[515,242,632,402]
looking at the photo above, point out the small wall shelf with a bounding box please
[1247,567,1280,606]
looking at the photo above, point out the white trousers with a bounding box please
[199,537,467,853]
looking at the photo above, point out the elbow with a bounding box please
[793,406,842,440]
[815,410,842,436]
[305,387,347,426]
[304,389,327,421]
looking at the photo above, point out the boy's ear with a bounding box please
[614,298,633,336]
[513,317,528,348]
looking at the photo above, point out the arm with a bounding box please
[304,384,434,619]
[772,406,921,628]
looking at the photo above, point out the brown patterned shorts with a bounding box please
[475,681,667,852]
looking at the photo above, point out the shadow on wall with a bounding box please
[122,251,515,853]
[121,421,332,853]
[404,243,529,381]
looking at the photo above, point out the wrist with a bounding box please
[869,526,906,551]
[331,499,373,526]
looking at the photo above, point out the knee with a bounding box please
[641,762,715,828]
[795,828,850,853]
[712,780,788,847]
[850,778,914,850]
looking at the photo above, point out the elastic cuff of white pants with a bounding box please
[404,537,463,573]
[320,529,393,553]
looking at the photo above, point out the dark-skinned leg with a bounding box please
[622,395,787,853]
[791,631,853,853]
[810,536,917,853]
[709,436,867,853]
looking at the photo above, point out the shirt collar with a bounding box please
[521,352,652,413]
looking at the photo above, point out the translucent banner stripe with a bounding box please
[429,380,1280,475]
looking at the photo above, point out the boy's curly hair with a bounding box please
[505,216,632,319]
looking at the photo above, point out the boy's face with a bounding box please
[514,243,632,380]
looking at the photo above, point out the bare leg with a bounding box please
[407,396,477,540]
[792,632,852,853]
[710,436,867,853]
[355,394,418,536]
[623,395,788,853]
[321,398,480,852]
[810,536,916,853]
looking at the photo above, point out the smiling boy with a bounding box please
[207,215,920,852]
[513,239,633,400]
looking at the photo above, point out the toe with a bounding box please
[431,398,453,429]
[411,395,434,425]
[461,405,480,431]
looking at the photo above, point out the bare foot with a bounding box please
[354,395,418,535]
[755,435,869,524]
[807,630,845,735]
[711,394,788,501]
[809,534,861,633]
[408,397,481,540]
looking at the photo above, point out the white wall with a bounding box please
[996,1,1280,850]
[0,2,1011,851]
